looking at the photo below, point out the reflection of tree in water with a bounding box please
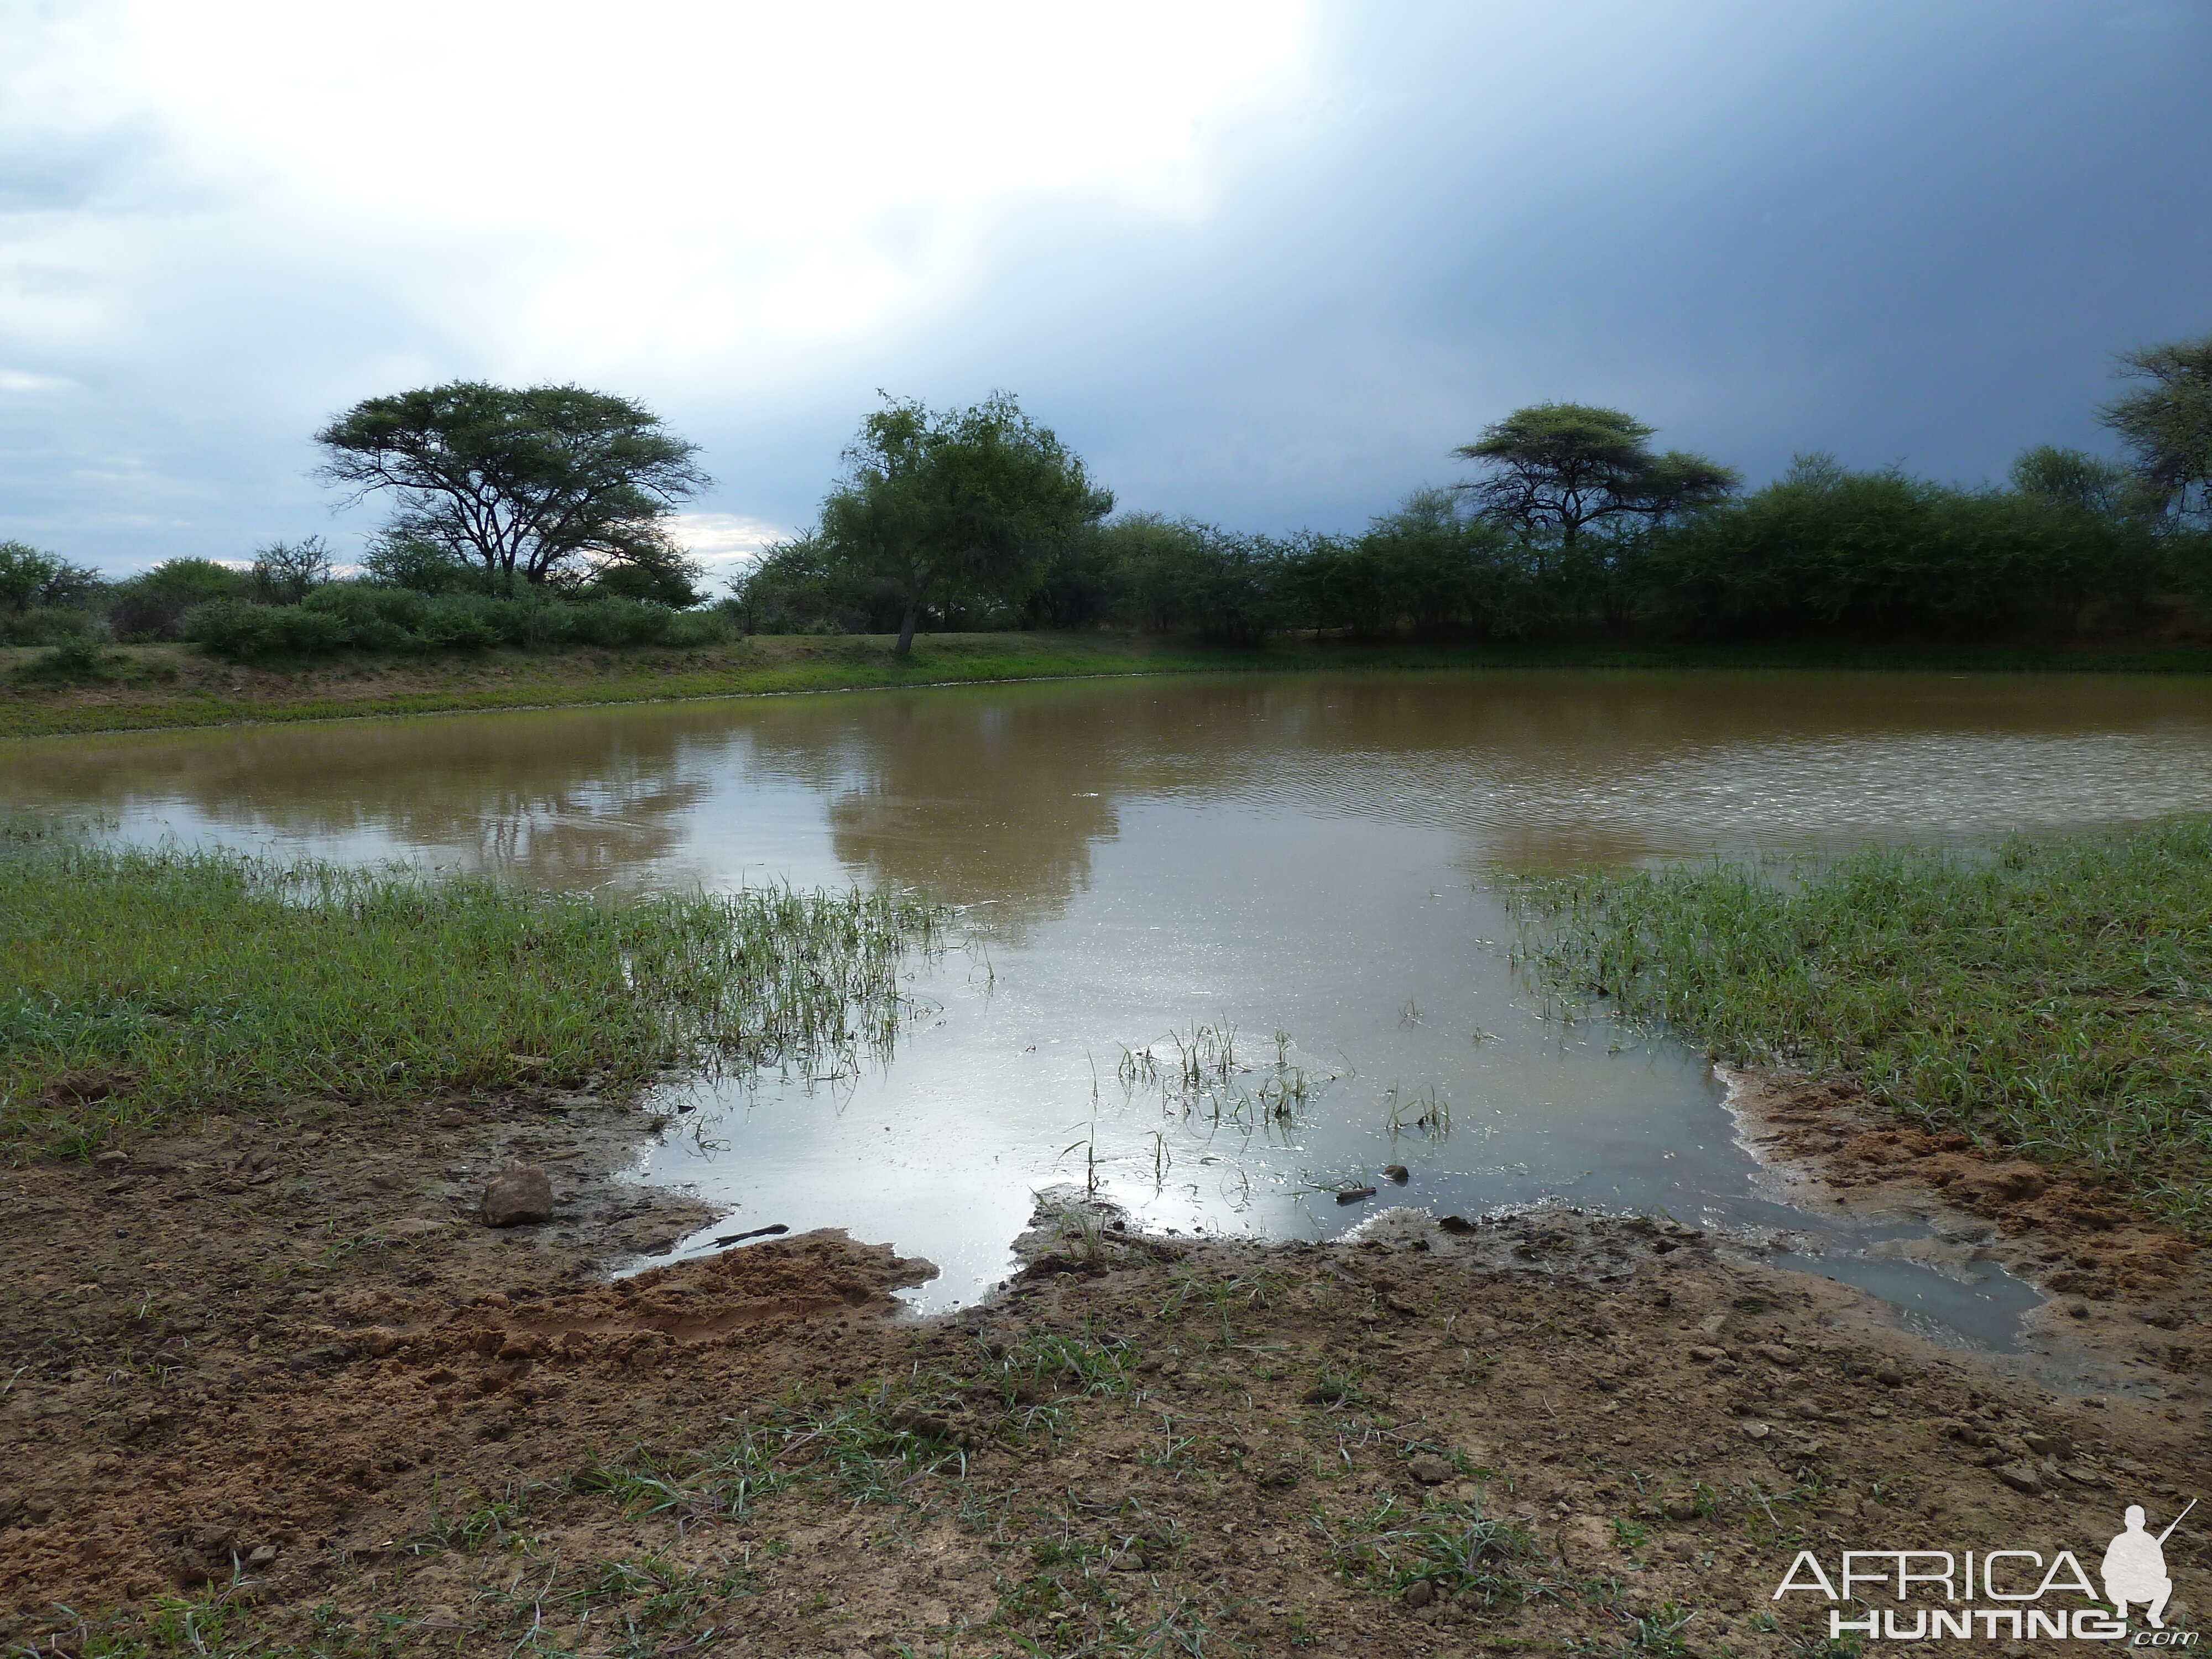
[810,692,1120,926]
[3,714,718,886]
[9,670,2209,907]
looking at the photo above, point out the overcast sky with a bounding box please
[3,0,2207,578]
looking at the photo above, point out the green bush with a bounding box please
[182,581,727,660]
[1641,456,2169,638]
[108,558,249,641]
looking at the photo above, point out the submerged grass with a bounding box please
[0,815,943,1152]
[1504,817,2212,1234]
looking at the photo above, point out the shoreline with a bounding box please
[7,632,2212,742]
[4,1065,2203,1653]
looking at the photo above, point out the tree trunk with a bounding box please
[895,606,919,657]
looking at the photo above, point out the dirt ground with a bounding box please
[2,1073,2206,1658]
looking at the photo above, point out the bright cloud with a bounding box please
[39,2,1310,369]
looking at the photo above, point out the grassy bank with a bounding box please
[1506,818,2212,1234]
[7,631,2212,740]
[0,817,943,1154]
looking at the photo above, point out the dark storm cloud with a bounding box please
[776,1,2212,536]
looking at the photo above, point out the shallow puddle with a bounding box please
[16,668,2212,1342]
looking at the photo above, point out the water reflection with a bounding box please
[9,669,2212,1351]
[12,672,2212,906]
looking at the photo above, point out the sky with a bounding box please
[2,0,2208,580]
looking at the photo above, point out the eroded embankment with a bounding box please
[3,1076,2207,1658]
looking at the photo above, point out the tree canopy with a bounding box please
[1452,403,1739,548]
[2100,334,2212,527]
[315,382,709,589]
[813,392,1113,654]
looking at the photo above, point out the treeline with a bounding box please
[738,456,2197,645]
[7,337,2210,664]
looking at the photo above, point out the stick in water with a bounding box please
[713,1223,791,1245]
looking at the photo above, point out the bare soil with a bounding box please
[2,1073,2206,1658]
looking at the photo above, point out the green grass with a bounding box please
[6,632,2210,740]
[0,815,943,1152]
[1505,818,2212,1233]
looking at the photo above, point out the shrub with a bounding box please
[108,559,249,640]
[185,599,352,658]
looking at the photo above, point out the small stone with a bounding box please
[1662,1495,1697,1521]
[480,1162,553,1227]
[356,1327,399,1357]
[1873,1363,1905,1387]
[1335,1185,1377,1204]
[1407,1454,1454,1485]
[1437,1215,1476,1235]
[1381,1164,1410,1183]
[246,1543,277,1566]
[1688,1345,1726,1364]
[93,1150,128,1170]
[1401,1580,1434,1609]
[435,1109,469,1130]
[2023,1432,2072,1457]
[1741,1421,1771,1440]
[1752,1344,1799,1368]
[1995,1463,2043,1495]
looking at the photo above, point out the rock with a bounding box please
[1401,1580,1434,1609]
[1995,1463,2043,1495]
[93,1150,128,1170]
[356,1327,400,1357]
[1662,1495,1698,1521]
[1688,1345,1726,1363]
[1437,1215,1476,1235]
[1384,1292,1419,1316]
[1752,1343,1798,1368]
[435,1109,469,1129]
[480,1163,553,1227]
[1335,1185,1377,1204]
[1873,1363,1905,1386]
[1741,1421,1771,1440]
[1407,1454,1454,1485]
[2023,1432,2073,1457]
[246,1543,277,1566]
[1381,1164,1410,1183]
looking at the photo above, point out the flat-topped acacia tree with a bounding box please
[314,381,710,591]
[1453,403,1739,554]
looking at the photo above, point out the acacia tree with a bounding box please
[2100,335,2212,526]
[818,392,1113,655]
[315,382,709,589]
[1453,403,1738,550]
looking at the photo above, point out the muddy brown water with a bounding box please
[12,669,2212,1345]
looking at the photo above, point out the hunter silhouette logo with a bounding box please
[1770,1497,2198,1642]
[2106,1501,2193,1630]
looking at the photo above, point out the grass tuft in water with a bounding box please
[0,815,944,1152]
[1504,817,2212,1235]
